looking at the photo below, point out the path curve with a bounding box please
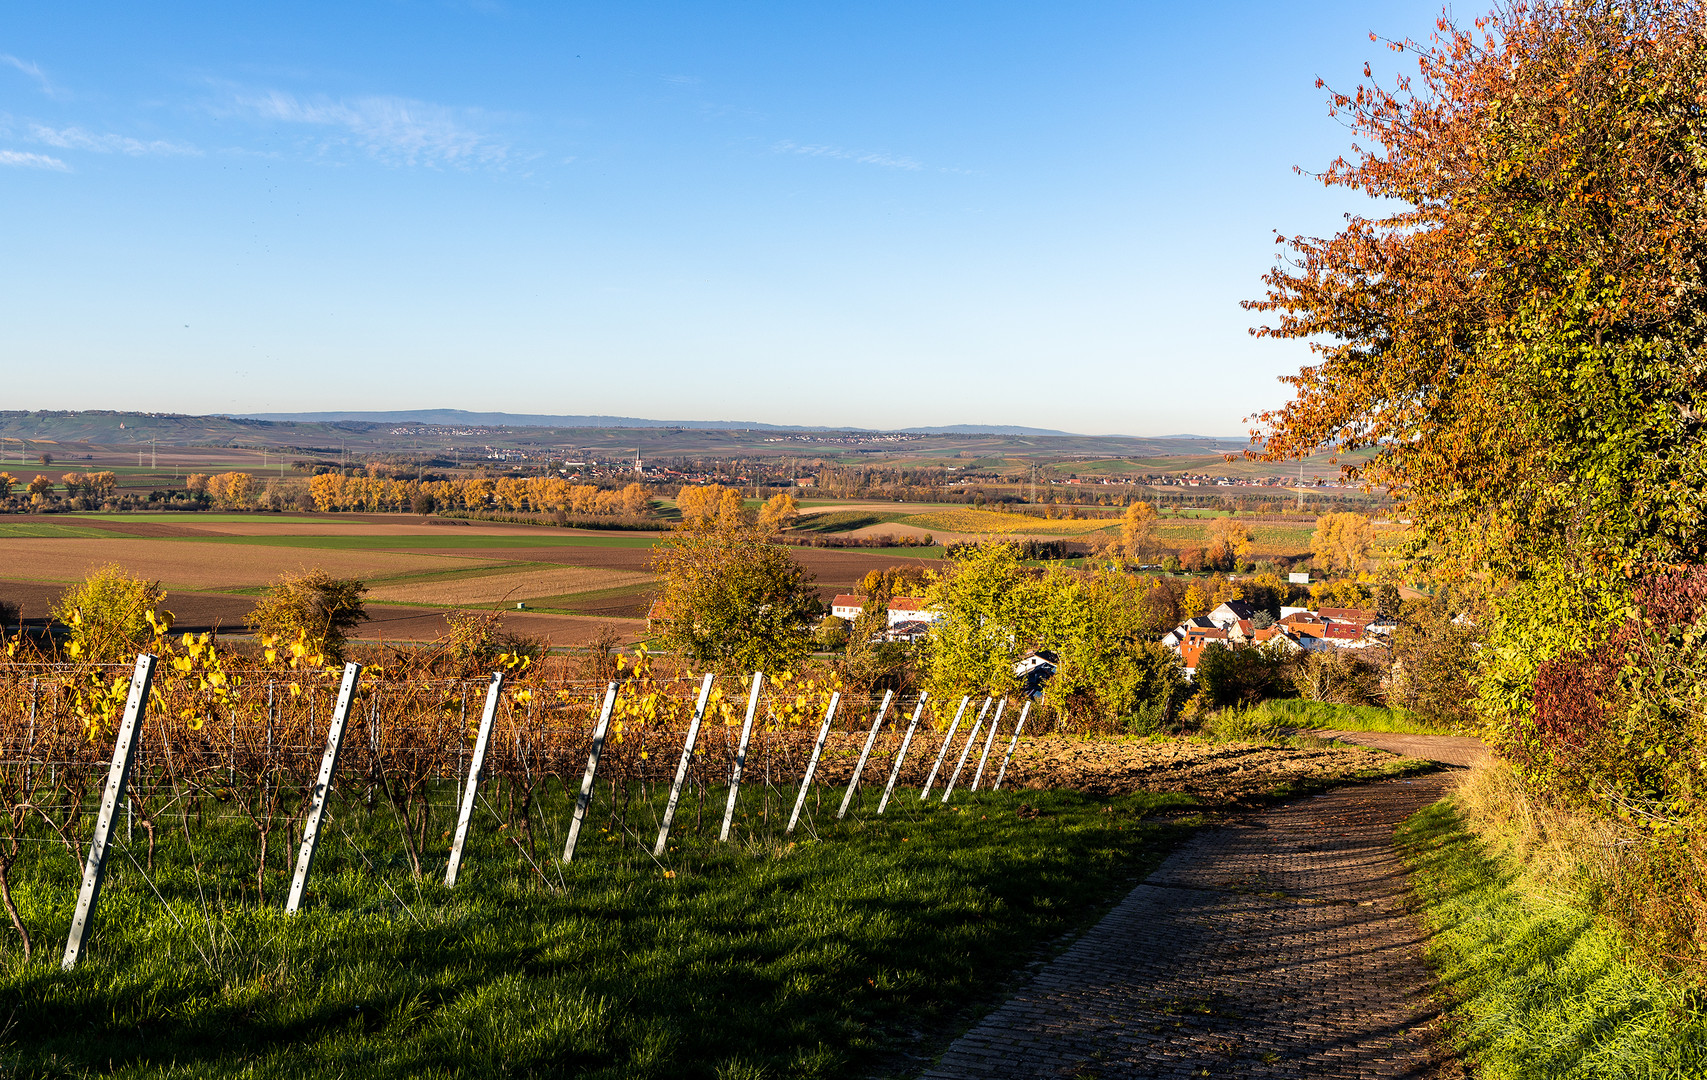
[920,774,1456,1079]
[1301,730,1489,768]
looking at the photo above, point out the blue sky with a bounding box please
[1,2,1442,436]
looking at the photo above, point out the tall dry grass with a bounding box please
[1452,759,1707,976]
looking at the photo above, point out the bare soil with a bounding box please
[999,736,1431,805]
[0,537,482,590]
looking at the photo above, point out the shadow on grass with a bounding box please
[1397,799,1707,1080]
[1,786,1196,1079]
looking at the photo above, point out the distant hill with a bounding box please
[237,409,1075,437]
[0,409,1253,460]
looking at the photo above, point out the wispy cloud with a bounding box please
[0,54,60,97]
[772,139,922,171]
[0,149,69,170]
[229,89,509,168]
[29,124,198,156]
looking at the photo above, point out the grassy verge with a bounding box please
[1,784,1197,1079]
[1398,799,1707,1078]
[1266,699,1449,735]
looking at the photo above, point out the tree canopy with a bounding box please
[1249,0,1707,579]
[651,518,818,674]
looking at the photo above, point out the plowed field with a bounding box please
[0,538,483,590]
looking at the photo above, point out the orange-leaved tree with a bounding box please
[1247,0,1707,963]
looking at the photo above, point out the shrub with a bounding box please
[50,565,167,662]
[1195,641,1292,708]
[1289,648,1384,706]
[1200,701,1284,743]
[246,569,367,665]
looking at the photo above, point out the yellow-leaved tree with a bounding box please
[1309,513,1372,576]
[757,492,800,532]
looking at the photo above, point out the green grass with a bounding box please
[176,534,662,551]
[524,581,657,612]
[1265,699,1449,735]
[78,514,346,525]
[1398,800,1707,1078]
[1,783,1195,1079]
[0,522,117,538]
[791,511,909,534]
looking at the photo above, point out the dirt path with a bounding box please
[919,773,1457,1079]
[1301,730,1489,768]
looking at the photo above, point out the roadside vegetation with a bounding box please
[1400,793,1707,1079]
[1247,0,1707,1035]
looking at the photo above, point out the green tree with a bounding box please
[52,564,167,662]
[651,520,818,674]
[921,543,1032,703]
[1195,641,1293,709]
[246,569,368,665]
[1033,568,1186,732]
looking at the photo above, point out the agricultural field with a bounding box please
[792,503,1320,560]
[897,508,1115,538]
[0,513,958,646]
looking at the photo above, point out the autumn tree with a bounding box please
[26,475,51,501]
[86,471,117,501]
[209,472,255,509]
[1205,517,1252,571]
[757,491,800,532]
[651,518,818,674]
[620,482,652,516]
[1247,2,1707,806]
[246,570,369,664]
[1249,2,1707,584]
[675,484,747,528]
[1309,512,1372,575]
[0,473,14,500]
[1119,500,1159,565]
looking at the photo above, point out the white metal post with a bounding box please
[992,700,1033,790]
[836,689,892,819]
[969,698,1007,791]
[941,702,992,803]
[786,692,839,834]
[445,671,505,886]
[921,696,980,799]
[876,693,930,815]
[718,672,765,842]
[563,681,619,863]
[285,662,363,915]
[62,654,155,970]
[653,674,716,858]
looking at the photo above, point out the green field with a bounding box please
[1,785,1195,1079]
[0,522,120,539]
[792,510,910,534]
